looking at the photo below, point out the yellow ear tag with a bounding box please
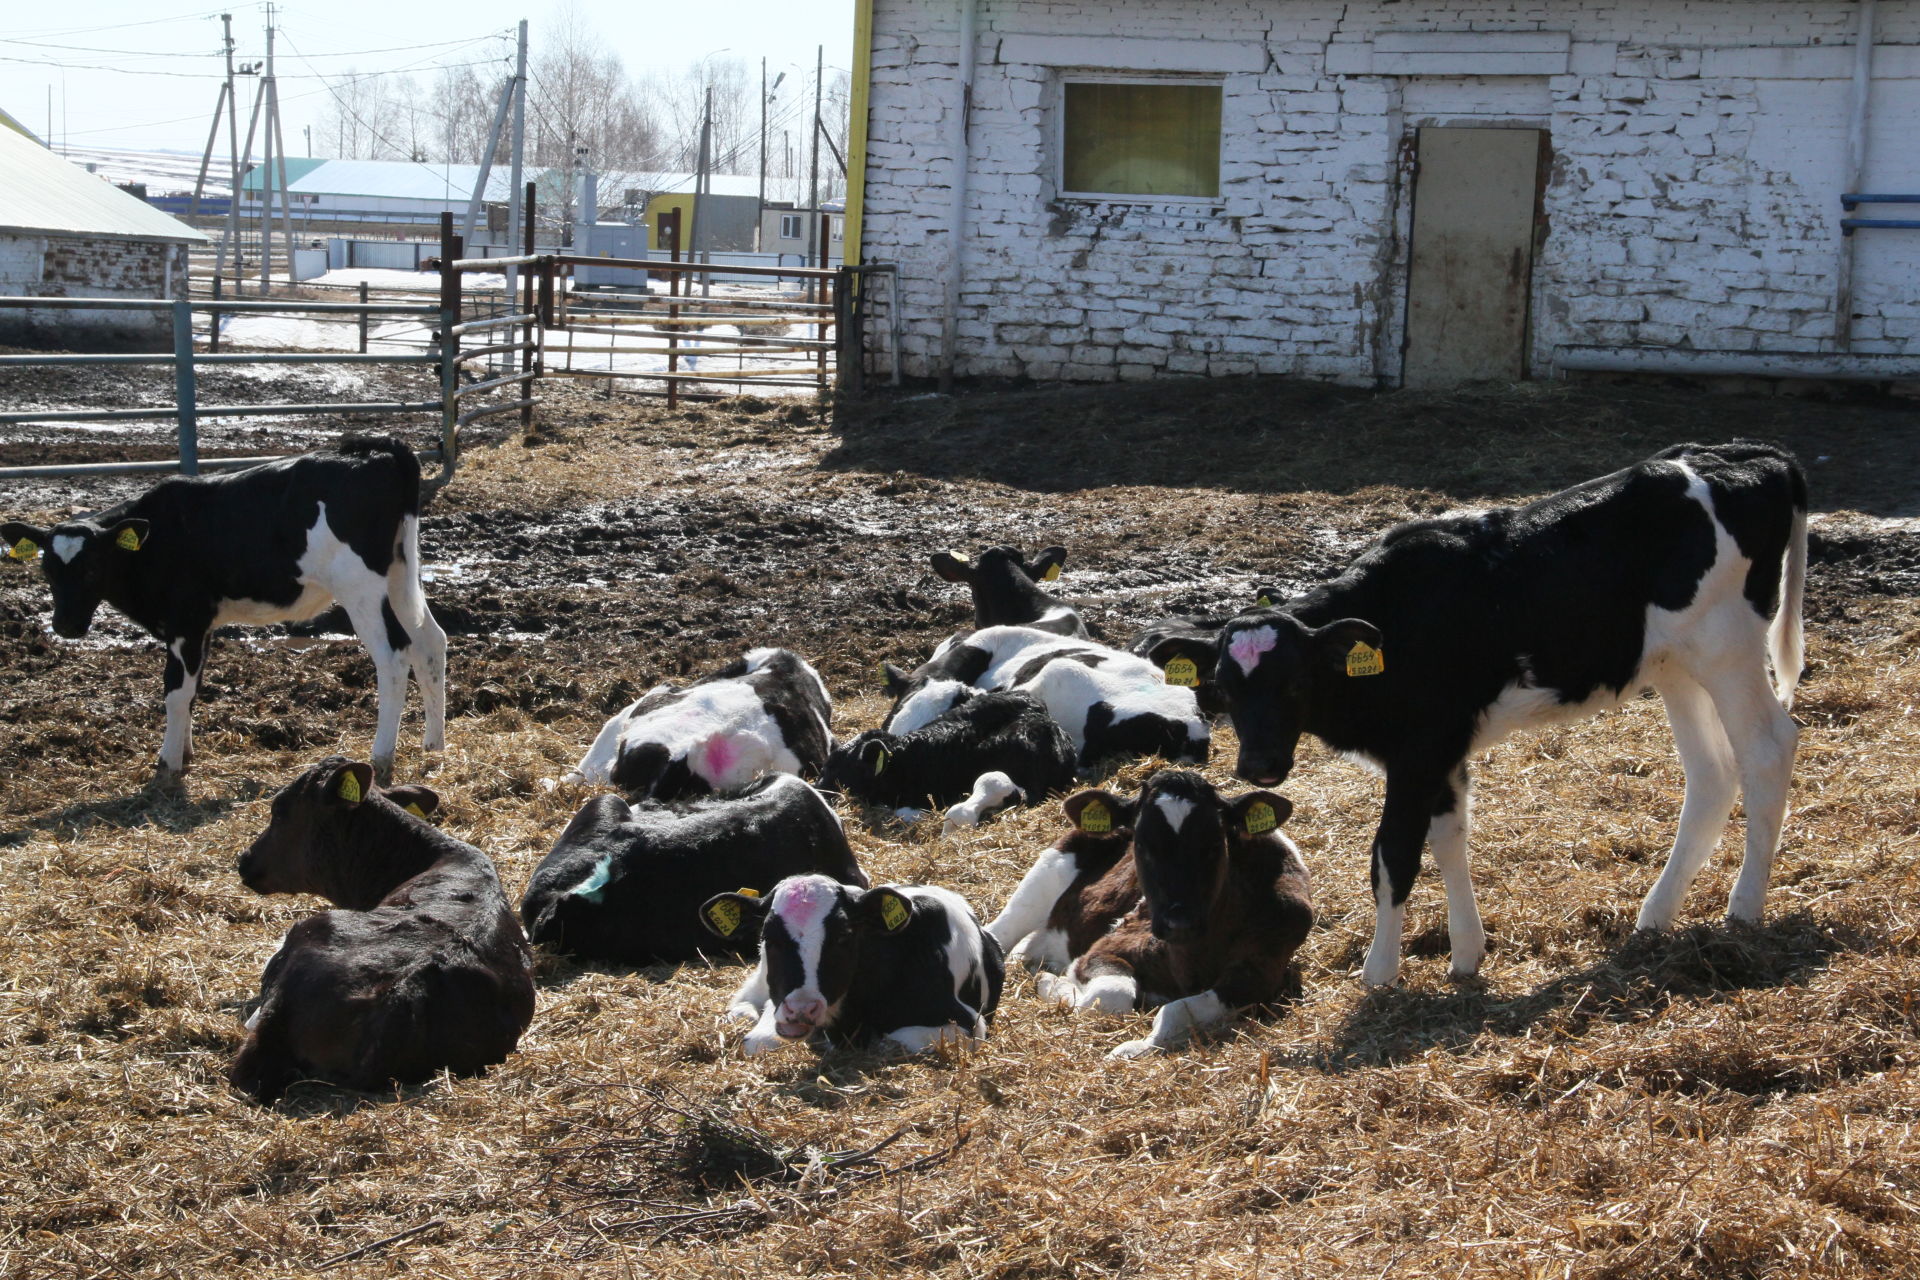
[1041,562,1061,582]
[1244,801,1277,835]
[337,771,363,803]
[1164,657,1199,688]
[872,747,889,775]
[9,538,38,562]
[1256,594,1273,608]
[947,549,969,564]
[403,802,427,819]
[1078,799,1112,834]
[1345,641,1385,678]
[115,527,142,552]
[878,893,911,932]
[737,887,761,898]
[707,898,744,937]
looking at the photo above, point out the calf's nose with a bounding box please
[776,995,827,1039]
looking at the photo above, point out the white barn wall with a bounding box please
[859,0,1920,384]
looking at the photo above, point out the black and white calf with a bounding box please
[930,544,1086,637]
[2,436,445,781]
[700,874,1005,1054]
[519,773,866,965]
[988,772,1312,1059]
[881,626,1208,769]
[1147,442,1807,987]
[818,688,1076,816]
[567,648,833,799]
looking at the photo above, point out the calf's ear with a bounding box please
[1313,618,1385,675]
[106,518,151,553]
[699,891,769,941]
[1148,634,1218,688]
[880,661,911,697]
[1227,790,1293,837]
[1251,584,1284,609]
[2,522,50,561]
[384,784,440,819]
[859,738,891,776]
[325,760,376,806]
[929,551,973,583]
[1063,788,1133,835]
[858,885,915,934]
[1030,545,1067,582]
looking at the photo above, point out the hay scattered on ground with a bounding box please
[2,376,1917,1279]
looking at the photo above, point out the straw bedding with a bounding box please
[1,375,1916,1278]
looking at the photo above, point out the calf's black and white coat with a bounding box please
[881,626,1208,769]
[930,544,1086,637]
[2,436,445,780]
[818,688,1076,816]
[701,874,1004,1054]
[519,773,866,965]
[567,648,832,800]
[1149,442,1807,987]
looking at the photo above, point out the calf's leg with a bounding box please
[1637,674,1739,931]
[1427,767,1484,979]
[156,631,208,779]
[1362,769,1450,987]
[335,580,413,784]
[1697,660,1798,924]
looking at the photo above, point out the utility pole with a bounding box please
[506,18,527,299]
[689,86,712,297]
[808,44,822,268]
[757,57,767,251]
[189,13,236,219]
[304,124,311,156]
[267,12,296,282]
[217,65,263,288]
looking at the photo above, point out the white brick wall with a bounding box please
[860,0,1920,383]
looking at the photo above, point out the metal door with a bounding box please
[1402,127,1543,387]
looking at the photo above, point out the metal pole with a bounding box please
[268,35,297,289]
[809,45,823,272]
[358,281,370,352]
[210,275,222,353]
[191,81,229,220]
[505,19,528,302]
[173,300,199,476]
[459,66,515,248]
[257,8,276,297]
[522,181,538,439]
[1834,0,1877,352]
[758,57,768,251]
[220,76,263,287]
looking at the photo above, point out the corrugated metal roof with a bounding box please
[239,157,776,203]
[0,127,206,244]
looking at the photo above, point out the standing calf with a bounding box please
[991,772,1311,1059]
[1149,442,1807,986]
[701,874,1004,1054]
[231,757,535,1104]
[2,436,446,783]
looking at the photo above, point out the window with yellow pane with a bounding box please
[1059,79,1223,200]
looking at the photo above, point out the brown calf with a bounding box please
[231,757,536,1104]
[989,770,1311,1059]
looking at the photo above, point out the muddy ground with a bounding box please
[1,370,1918,1279]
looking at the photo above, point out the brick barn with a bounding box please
[843,1,1920,387]
[0,125,206,352]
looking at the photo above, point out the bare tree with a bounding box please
[322,67,405,160]
[527,4,661,176]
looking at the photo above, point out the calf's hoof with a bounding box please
[148,764,189,794]
[740,1029,787,1057]
[370,756,395,788]
[1108,1038,1161,1061]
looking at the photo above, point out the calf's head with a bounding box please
[1068,772,1291,943]
[816,731,896,800]
[1,517,150,638]
[930,545,1067,592]
[1152,609,1381,787]
[700,874,918,1041]
[237,756,440,905]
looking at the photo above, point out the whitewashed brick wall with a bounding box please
[860,0,1920,383]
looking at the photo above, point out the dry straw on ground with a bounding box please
[1,377,1917,1279]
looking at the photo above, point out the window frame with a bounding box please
[778,213,803,240]
[1054,72,1226,205]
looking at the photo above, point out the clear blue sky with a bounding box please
[4,1,856,155]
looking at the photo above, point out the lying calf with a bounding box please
[818,688,1076,816]
[568,647,833,799]
[701,874,1004,1054]
[990,771,1311,1059]
[521,773,866,964]
[231,757,535,1104]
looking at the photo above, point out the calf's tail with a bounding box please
[1769,500,1808,711]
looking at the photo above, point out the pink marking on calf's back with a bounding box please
[696,734,740,783]
[1229,626,1278,676]
[771,875,841,934]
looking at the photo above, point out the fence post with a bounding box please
[438,213,461,474]
[358,281,370,353]
[521,181,538,440]
[664,214,681,410]
[173,298,199,476]
[835,266,863,395]
[208,274,222,354]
